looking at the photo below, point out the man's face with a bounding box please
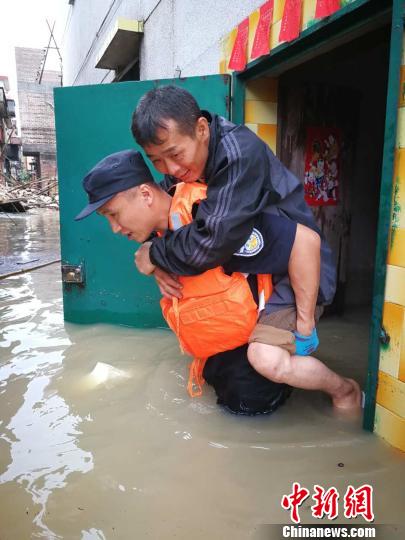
[144,118,209,182]
[98,186,159,243]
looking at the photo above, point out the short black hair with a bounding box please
[131,85,202,146]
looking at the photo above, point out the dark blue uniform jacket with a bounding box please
[150,113,336,311]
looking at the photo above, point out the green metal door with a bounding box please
[54,75,230,327]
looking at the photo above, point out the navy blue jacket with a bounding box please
[150,113,336,310]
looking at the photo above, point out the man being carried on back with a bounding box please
[130,86,361,410]
[76,146,361,412]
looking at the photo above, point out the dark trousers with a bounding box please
[203,344,292,415]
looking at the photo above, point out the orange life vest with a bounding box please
[160,182,272,397]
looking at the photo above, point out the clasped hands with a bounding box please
[134,242,182,299]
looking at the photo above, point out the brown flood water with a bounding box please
[0,211,404,539]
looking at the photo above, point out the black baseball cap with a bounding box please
[75,149,154,220]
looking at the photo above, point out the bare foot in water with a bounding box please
[333,378,362,410]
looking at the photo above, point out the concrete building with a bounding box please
[15,47,61,180]
[61,0,265,85]
[58,0,405,453]
[0,75,18,183]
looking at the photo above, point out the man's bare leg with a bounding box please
[248,342,361,409]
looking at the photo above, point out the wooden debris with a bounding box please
[0,174,59,212]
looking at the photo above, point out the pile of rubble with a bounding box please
[0,175,59,212]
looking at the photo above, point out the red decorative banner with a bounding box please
[303,127,341,207]
[228,18,250,71]
[315,0,341,18]
[279,0,303,43]
[251,1,274,60]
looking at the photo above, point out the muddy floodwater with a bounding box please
[0,211,404,539]
[0,209,60,278]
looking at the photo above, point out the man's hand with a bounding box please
[296,317,316,337]
[134,242,156,275]
[293,328,319,356]
[135,243,182,299]
[154,267,183,299]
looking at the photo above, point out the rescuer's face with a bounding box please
[98,185,158,243]
[144,118,210,182]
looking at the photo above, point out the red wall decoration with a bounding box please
[279,0,303,43]
[304,127,341,207]
[228,18,250,71]
[251,0,274,60]
[315,0,341,19]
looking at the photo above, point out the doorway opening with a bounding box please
[280,24,390,389]
[253,23,391,393]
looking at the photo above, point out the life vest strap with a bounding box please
[187,357,207,397]
[174,296,207,397]
[172,297,185,354]
[257,274,273,311]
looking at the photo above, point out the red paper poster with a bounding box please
[304,127,341,207]
[279,0,303,43]
[315,0,341,18]
[228,18,249,71]
[251,1,274,60]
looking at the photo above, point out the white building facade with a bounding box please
[61,0,264,86]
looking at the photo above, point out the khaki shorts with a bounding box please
[249,306,324,354]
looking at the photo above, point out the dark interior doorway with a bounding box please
[277,24,390,315]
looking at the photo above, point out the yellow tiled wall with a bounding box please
[245,77,278,153]
[375,36,405,452]
[219,2,405,452]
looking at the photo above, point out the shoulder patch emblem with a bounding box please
[234,228,264,257]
